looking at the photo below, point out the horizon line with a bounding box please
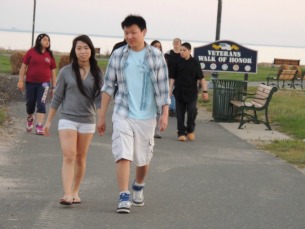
[1,28,305,49]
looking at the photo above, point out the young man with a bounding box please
[97,15,170,213]
[164,38,182,117]
[169,42,209,141]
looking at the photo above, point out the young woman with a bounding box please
[151,40,163,139]
[17,33,57,135]
[150,40,163,52]
[43,35,103,205]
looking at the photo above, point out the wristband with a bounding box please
[51,86,56,89]
[202,90,208,93]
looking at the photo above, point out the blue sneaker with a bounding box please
[132,182,145,207]
[117,191,131,213]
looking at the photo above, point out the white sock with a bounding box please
[134,181,145,187]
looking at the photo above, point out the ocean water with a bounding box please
[0,30,304,64]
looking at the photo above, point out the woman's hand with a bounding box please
[17,81,24,91]
[43,122,51,136]
[50,88,55,98]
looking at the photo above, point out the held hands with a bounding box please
[97,116,106,136]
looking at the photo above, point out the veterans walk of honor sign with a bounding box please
[194,40,258,74]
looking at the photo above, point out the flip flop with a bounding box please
[72,196,82,204]
[60,196,73,205]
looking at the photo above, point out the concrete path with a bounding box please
[1,101,305,229]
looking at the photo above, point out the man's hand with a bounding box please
[159,113,168,132]
[202,91,209,102]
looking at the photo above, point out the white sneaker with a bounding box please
[131,182,145,207]
[117,191,131,213]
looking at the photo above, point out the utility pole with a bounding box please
[210,0,223,86]
[215,0,222,41]
[31,0,36,47]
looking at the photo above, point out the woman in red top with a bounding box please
[17,33,57,135]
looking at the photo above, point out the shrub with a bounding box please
[10,51,25,75]
[290,65,303,77]
[58,55,70,70]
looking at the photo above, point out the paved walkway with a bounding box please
[1,101,305,229]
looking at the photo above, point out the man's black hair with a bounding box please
[121,14,146,31]
[181,42,191,50]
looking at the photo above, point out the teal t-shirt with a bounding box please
[125,49,157,119]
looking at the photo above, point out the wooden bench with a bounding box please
[266,69,298,89]
[273,58,300,67]
[230,84,278,130]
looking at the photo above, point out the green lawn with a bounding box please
[198,87,305,168]
[0,54,11,74]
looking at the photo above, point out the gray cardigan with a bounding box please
[51,64,103,124]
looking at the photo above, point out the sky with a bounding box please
[0,0,305,47]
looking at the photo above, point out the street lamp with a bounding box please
[31,0,36,47]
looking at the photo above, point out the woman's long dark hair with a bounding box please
[69,35,102,98]
[34,33,54,58]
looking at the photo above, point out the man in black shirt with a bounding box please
[169,42,209,141]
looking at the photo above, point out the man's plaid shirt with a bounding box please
[102,43,170,118]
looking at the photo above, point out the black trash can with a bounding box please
[212,79,246,122]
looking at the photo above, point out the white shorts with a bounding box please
[58,119,96,134]
[112,113,156,166]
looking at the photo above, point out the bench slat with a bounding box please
[230,101,253,107]
[256,88,271,94]
[256,84,273,91]
[256,91,270,98]
[279,70,297,80]
[274,58,300,66]
[251,100,265,107]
